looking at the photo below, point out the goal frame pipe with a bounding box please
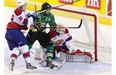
[52,7,98,61]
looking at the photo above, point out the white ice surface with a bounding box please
[4,7,111,75]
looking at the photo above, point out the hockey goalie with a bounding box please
[48,24,93,63]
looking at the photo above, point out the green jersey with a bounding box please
[34,10,57,32]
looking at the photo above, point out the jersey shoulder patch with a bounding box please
[14,8,22,16]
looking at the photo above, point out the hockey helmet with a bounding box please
[41,2,52,10]
[17,0,27,8]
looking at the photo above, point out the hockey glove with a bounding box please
[28,11,39,20]
[30,24,37,32]
[34,22,42,31]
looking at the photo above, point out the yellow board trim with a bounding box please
[4,0,112,26]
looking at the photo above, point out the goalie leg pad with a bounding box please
[84,52,92,57]
[35,47,46,62]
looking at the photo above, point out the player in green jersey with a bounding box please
[26,2,58,69]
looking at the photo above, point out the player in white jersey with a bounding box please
[48,24,93,60]
[5,0,37,71]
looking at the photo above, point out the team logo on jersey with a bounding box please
[46,17,51,22]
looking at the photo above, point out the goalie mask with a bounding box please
[57,24,65,34]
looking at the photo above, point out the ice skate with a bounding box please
[46,61,58,69]
[26,63,37,70]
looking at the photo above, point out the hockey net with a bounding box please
[51,6,111,62]
[50,7,97,62]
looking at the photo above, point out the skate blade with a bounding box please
[53,67,58,70]
[27,67,37,70]
[45,67,51,70]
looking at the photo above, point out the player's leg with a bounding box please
[64,41,93,62]
[38,32,54,61]
[26,30,37,49]
[5,30,20,71]
[38,32,58,69]
[34,46,46,62]
[5,40,20,61]
[54,46,62,59]
[14,29,37,69]
[5,40,19,71]
[19,45,37,69]
[53,43,70,59]
[65,40,77,53]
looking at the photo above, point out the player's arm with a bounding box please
[28,11,43,32]
[18,10,39,28]
[13,9,30,30]
[48,31,64,45]
[16,11,28,26]
[49,15,57,31]
[48,31,58,43]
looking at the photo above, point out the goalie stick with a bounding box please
[56,59,66,70]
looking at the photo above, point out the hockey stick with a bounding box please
[17,50,35,58]
[35,0,81,13]
[66,19,82,29]
[56,59,66,70]
[45,19,82,29]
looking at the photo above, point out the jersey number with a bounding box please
[18,16,23,21]
[11,15,14,21]
[11,15,23,22]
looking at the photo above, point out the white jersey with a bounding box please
[11,8,28,26]
[49,28,77,53]
[7,8,33,30]
[49,28,72,46]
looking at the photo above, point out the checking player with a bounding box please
[5,0,37,71]
[48,24,93,61]
[26,2,58,69]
